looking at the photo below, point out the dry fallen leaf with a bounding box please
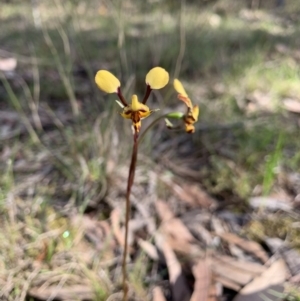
[138,238,159,261]
[0,58,17,71]
[161,177,217,209]
[155,200,175,221]
[155,234,191,301]
[249,196,292,212]
[214,276,241,292]
[110,209,124,247]
[233,259,287,301]
[152,286,167,301]
[219,232,269,263]
[246,90,274,113]
[29,285,95,300]
[211,258,253,286]
[283,98,300,113]
[265,237,300,278]
[191,260,212,301]
[155,200,201,256]
[217,255,266,276]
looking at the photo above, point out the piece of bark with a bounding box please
[233,259,287,301]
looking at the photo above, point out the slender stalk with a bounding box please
[122,132,138,301]
[122,113,181,300]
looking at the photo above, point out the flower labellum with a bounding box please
[174,78,188,98]
[121,95,156,133]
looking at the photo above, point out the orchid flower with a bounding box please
[95,67,169,133]
[173,79,199,133]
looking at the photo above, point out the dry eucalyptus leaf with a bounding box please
[110,209,124,247]
[152,286,167,301]
[137,239,159,261]
[155,234,191,301]
[212,262,252,286]
[219,233,269,263]
[233,259,287,301]
[283,98,300,113]
[0,58,17,71]
[217,255,266,276]
[155,200,175,221]
[249,196,292,212]
[214,276,241,291]
[191,260,212,301]
[29,285,95,300]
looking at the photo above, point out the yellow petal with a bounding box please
[145,67,169,89]
[174,79,188,97]
[120,111,132,119]
[139,110,152,119]
[95,70,120,93]
[131,95,150,112]
[192,105,199,122]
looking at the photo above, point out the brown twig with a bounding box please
[122,131,138,301]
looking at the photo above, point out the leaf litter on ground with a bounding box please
[2,1,300,300]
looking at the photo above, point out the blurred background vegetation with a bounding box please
[1,0,300,300]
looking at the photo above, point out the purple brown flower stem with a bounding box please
[122,131,139,301]
[117,87,128,107]
[142,84,152,104]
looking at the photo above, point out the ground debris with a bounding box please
[29,285,96,301]
[233,259,287,301]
